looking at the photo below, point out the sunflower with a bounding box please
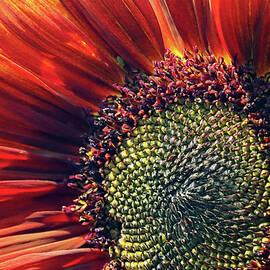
[0,0,269,269]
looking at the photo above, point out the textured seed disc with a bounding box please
[103,99,270,270]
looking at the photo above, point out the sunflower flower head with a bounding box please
[0,0,270,270]
[64,47,270,269]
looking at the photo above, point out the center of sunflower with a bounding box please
[104,100,269,269]
[65,49,270,270]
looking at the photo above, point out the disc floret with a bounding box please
[65,48,270,269]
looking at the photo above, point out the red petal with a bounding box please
[61,0,164,72]
[0,54,90,123]
[0,55,94,180]
[163,0,205,51]
[0,248,108,270]
[0,0,124,106]
[0,146,74,180]
[0,226,87,261]
[253,0,270,75]
[0,180,88,265]
[149,0,185,55]
[0,181,76,230]
[211,0,270,73]
[150,0,230,60]
[192,0,230,59]
[0,211,78,237]
[0,55,89,179]
[0,180,57,202]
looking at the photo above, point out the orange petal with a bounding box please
[61,0,164,72]
[160,0,205,51]
[0,0,124,107]
[0,180,57,202]
[0,57,90,180]
[192,0,230,59]
[0,181,88,264]
[0,223,85,254]
[253,0,270,75]
[0,54,91,120]
[0,181,76,230]
[0,211,79,237]
[0,226,87,263]
[149,0,185,56]
[211,0,270,73]
[150,0,230,61]
[0,146,74,180]
[0,248,108,270]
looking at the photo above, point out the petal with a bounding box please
[0,181,77,230]
[149,0,185,56]
[0,180,90,267]
[0,226,86,262]
[0,210,78,237]
[61,0,164,72]
[211,0,270,73]
[150,0,230,61]
[0,180,57,202]
[0,146,74,180]
[253,0,270,75]
[0,54,90,123]
[0,0,124,107]
[0,248,108,270]
[159,0,205,50]
[0,55,89,180]
[192,0,230,59]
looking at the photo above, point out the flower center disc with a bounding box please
[66,50,270,270]
[103,99,270,270]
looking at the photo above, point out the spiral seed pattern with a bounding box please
[65,49,270,269]
[103,99,270,270]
